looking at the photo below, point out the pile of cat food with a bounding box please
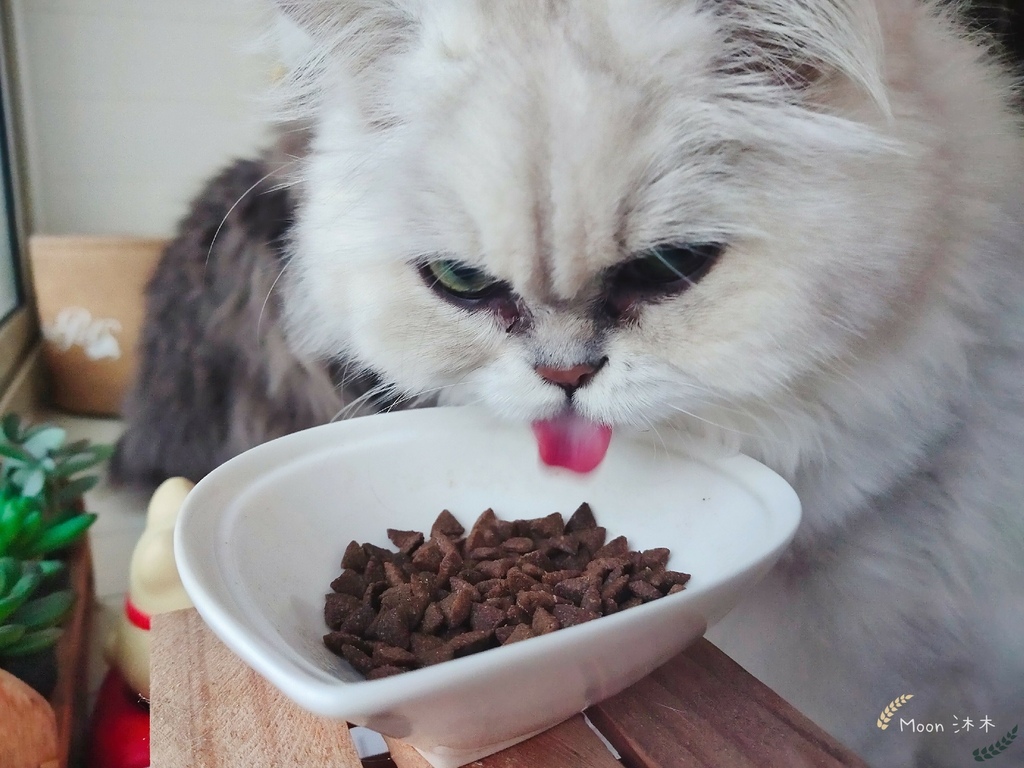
[322,503,690,679]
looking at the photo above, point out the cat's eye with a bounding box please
[615,243,724,291]
[603,242,724,320]
[420,259,504,301]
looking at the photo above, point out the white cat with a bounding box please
[273,2,1024,765]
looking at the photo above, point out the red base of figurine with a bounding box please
[88,668,150,768]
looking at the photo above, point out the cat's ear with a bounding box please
[718,0,889,114]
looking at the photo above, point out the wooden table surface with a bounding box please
[150,608,867,768]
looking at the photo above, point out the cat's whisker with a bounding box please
[331,381,395,423]
[665,403,777,443]
[257,260,292,341]
[205,161,298,271]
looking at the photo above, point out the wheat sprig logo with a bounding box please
[973,725,1019,762]
[876,694,914,730]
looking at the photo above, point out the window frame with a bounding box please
[0,1,37,401]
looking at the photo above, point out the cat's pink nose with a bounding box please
[535,361,604,393]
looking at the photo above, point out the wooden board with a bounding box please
[586,641,867,767]
[151,608,868,768]
[51,538,93,768]
[384,715,622,768]
[150,609,362,768]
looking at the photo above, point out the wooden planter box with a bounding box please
[0,539,95,768]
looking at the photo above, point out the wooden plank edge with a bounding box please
[49,537,94,768]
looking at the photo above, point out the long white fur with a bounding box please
[273,2,1024,764]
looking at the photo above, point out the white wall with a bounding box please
[9,0,280,237]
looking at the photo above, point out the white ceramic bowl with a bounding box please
[174,406,800,768]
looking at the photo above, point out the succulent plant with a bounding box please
[0,495,97,559]
[0,557,74,659]
[0,413,108,663]
[0,413,112,518]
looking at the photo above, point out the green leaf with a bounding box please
[0,626,62,656]
[0,506,19,554]
[21,426,66,457]
[0,442,33,463]
[89,444,114,461]
[9,590,74,630]
[8,509,42,557]
[35,559,65,580]
[1,413,21,442]
[27,514,97,556]
[52,456,104,478]
[0,623,26,650]
[0,565,42,623]
[55,475,99,503]
[19,468,45,498]
[0,557,18,594]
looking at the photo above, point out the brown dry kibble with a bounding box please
[431,510,465,539]
[448,629,494,657]
[505,567,538,594]
[411,539,444,572]
[383,561,407,588]
[501,624,536,645]
[565,502,597,532]
[553,604,599,628]
[477,557,516,579]
[601,574,631,602]
[470,602,506,633]
[340,603,376,635]
[324,631,370,657]
[411,632,445,655]
[553,576,592,604]
[418,642,455,666]
[341,540,368,571]
[437,550,463,583]
[373,644,418,667]
[340,644,374,675]
[524,513,564,539]
[663,571,692,588]
[628,579,663,602]
[532,607,560,635]
[324,505,688,679]
[325,592,362,630]
[387,529,424,555]
[575,527,607,555]
[476,578,506,600]
[439,588,474,628]
[501,536,536,554]
[330,569,365,598]
[594,536,629,559]
[516,589,555,615]
[580,587,603,615]
[464,508,500,551]
[641,548,671,569]
[371,608,412,650]
[367,665,405,680]
[541,569,582,586]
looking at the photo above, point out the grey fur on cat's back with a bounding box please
[109,145,346,486]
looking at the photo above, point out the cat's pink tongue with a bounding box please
[531,412,612,474]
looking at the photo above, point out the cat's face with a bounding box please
[282,0,937,470]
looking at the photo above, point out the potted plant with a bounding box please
[0,413,109,767]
